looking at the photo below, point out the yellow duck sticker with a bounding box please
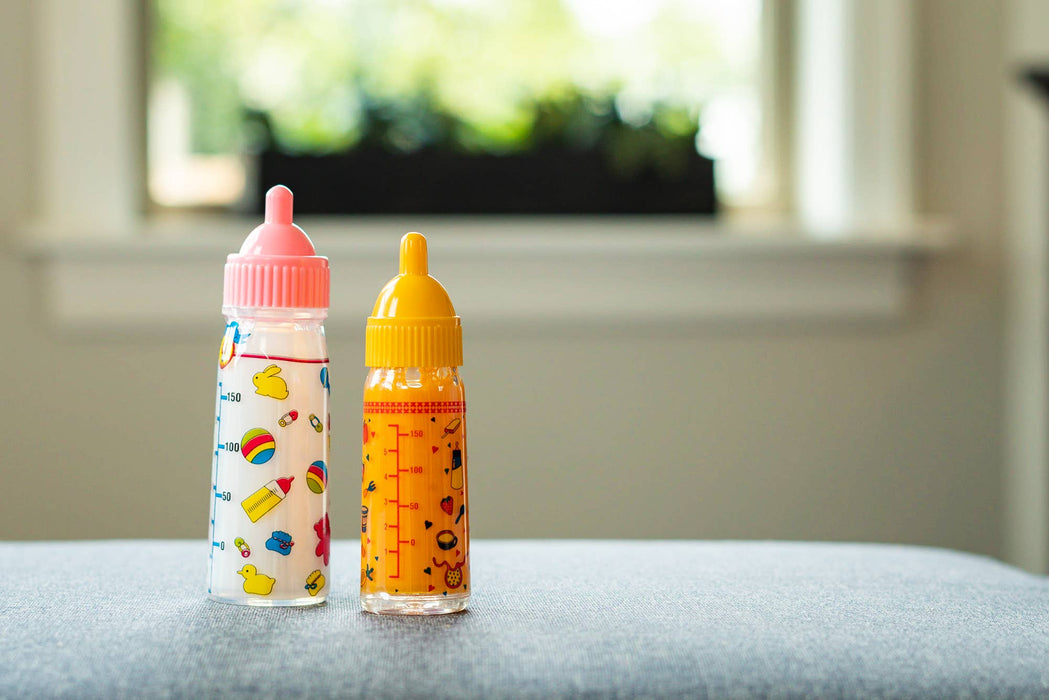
[253,364,289,400]
[237,564,276,595]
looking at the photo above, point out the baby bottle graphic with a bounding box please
[361,233,470,615]
[208,185,331,606]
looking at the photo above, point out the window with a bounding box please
[148,0,765,214]
[24,0,928,339]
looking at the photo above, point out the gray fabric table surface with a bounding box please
[1,540,1048,699]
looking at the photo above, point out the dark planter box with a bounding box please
[258,148,717,215]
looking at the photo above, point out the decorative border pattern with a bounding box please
[363,401,466,414]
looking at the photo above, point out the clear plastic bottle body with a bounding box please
[361,366,469,614]
[209,309,331,606]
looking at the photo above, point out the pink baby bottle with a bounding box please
[208,185,332,606]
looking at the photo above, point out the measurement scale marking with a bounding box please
[386,424,412,580]
[211,374,224,595]
[210,379,225,597]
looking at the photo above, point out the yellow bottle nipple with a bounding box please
[400,232,428,275]
[366,232,463,368]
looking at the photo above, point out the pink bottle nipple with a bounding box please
[237,185,316,257]
[223,185,329,310]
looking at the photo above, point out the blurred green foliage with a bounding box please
[152,0,753,167]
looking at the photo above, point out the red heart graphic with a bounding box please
[432,446,439,453]
[428,585,435,592]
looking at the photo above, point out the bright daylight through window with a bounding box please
[149,0,763,215]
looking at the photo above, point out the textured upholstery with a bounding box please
[2,540,1048,698]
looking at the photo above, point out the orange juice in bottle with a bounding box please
[361,233,469,615]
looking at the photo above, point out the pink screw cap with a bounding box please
[223,185,330,310]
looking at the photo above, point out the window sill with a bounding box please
[18,216,950,335]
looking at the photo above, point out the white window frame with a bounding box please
[16,0,945,331]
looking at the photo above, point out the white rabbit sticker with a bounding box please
[253,364,289,400]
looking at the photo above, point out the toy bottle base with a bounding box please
[361,591,469,615]
[208,593,327,608]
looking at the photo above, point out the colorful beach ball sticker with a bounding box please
[306,460,327,494]
[241,428,276,465]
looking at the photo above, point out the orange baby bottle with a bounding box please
[361,233,469,615]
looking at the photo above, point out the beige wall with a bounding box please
[0,2,1012,560]
[1003,0,1049,573]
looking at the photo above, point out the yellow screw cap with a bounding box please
[365,233,463,368]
